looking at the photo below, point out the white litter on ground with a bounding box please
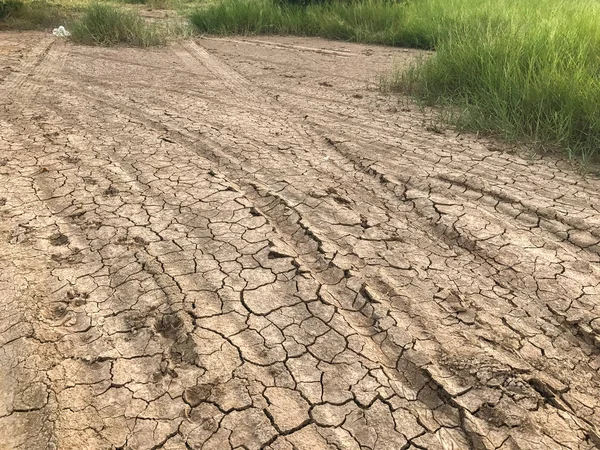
[52,26,71,37]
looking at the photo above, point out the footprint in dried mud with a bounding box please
[49,233,69,246]
[133,236,148,246]
[171,335,198,365]
[155,313,184,339]
[66,290,89,306]
[103,185,119,196]
[42,302,80,328]
[116,236,147,247]
[51,248,84,264]
[52,303,69,320]
[183,383,213,407]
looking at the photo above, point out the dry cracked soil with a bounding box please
[1,32,600,450]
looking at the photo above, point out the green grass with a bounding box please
[389,0,600,164]
[190,0,600,163]
[189,0,437,48]
[70,3,166,46]
[0,0,23,20]
[0,0,74,29]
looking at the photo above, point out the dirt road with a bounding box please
[1,32,600,450]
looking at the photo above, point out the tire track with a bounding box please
[0,35,55,96]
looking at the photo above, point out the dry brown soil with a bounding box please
[1,32,600,450]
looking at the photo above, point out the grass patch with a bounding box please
[190,0,600,163]
[70,3,166,46]
[189,0,439,48]
[0,0,73,30]
[388,0,600,163]
[0,0,23,20]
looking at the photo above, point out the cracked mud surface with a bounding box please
[1,32,600,450]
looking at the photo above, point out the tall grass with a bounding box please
[188,0,518,49]
[0,0,72,30]
[0,0,23,20]
[190,0,600,162]
[190,0,444,48]
[70,3,166,46]
[394,0,600,163]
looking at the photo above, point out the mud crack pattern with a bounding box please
[1,32,600,450]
